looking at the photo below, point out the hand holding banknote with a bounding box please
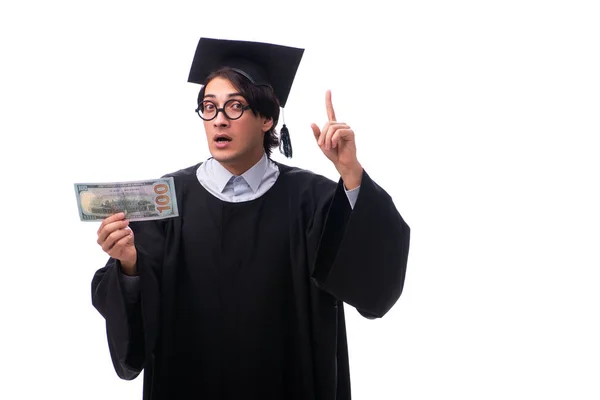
[97,213,137,275]
[75,177,179,276]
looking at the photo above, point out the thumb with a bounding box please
[311,123,321,142]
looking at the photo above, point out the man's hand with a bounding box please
[97,212,137,275]
[311,90,363,189]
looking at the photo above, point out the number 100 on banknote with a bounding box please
[74,177,179,222]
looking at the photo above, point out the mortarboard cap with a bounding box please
[187,37,304,108]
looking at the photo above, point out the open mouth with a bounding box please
[214,135,232,143]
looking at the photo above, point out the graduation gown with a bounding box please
[91,162,410,400]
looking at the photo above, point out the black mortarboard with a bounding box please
[187,37,304,108]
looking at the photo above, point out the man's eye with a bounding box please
[229,102,243,110]
[203,103,215,111]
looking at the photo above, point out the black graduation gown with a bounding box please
[91,162,410,400]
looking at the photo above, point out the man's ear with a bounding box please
[262,117,274,132]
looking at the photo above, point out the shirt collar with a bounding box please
[210,153,268,194]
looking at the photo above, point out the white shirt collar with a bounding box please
[210,153,268,194]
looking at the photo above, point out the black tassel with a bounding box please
[280,124,293,158]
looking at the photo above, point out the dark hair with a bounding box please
[197,69,281,157]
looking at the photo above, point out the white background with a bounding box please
[1,0,599,399]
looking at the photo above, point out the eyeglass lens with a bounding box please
[198,100,246,120]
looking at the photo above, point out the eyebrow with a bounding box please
[203,92,244,99]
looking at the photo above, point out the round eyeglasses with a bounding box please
[195,99,252,121]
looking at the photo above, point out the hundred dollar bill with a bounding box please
[74,177,179,222]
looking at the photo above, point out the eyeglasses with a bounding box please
[195,99,252,121]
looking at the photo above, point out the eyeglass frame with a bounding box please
[195,99,252,121]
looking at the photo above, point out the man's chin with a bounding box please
[210,151,237,164]
[209,146,234,160]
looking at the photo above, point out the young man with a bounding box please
[92,37,410,399]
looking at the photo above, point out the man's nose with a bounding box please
[213,109,230,127]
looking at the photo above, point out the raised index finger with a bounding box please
[326,90,337,122]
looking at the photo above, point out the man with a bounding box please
[92,37,410,399]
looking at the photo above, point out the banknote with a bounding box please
[74,177,179,222]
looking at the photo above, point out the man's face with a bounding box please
[202,76,273,174]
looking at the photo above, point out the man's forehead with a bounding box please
[202,92,244,99]
[204,78,244,98]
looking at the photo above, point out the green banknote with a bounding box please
[74,177,179,222]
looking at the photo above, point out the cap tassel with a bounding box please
[279,108,292,158]
[280,124,293,158]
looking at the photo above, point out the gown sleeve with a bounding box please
[311,169,410,319]
[91,218,165,380]
[91,258,145,380]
